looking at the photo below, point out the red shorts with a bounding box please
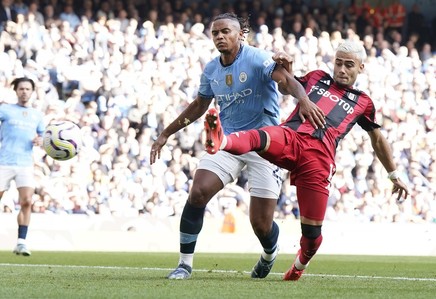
[259,126,336,221]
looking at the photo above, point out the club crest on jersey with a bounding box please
[346,92,357,102]
[320,79,331,85]
[226,74,233,86]
[239,72,247,83]
[22,111,28,117]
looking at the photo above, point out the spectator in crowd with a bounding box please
[0,77,45,256]
[28,1,45,26]
[0,0,17,30]
[405,4,428,50]
[202,40,409,280]
[42,3,60,28]
[149,12,324,280]
[385,0,406,38]
[59,3,80,31]
[96,0,115,21]
[11,0,26,16]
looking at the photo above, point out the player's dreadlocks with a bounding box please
[213,12,250,35]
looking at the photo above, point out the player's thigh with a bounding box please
[297,186,329,223]
[293,144,335,198]
[14,167,36,189]
[243,152,282,199]
[195,151,245,202]
[198,151,245,185]
[0,166,17,192]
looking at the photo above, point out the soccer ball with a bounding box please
[43,121,82,161]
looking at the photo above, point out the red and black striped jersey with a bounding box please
[282,70,380,152]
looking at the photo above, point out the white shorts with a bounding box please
[0,166,35,191]
[198,151,283,199]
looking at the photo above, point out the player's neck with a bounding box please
[17,101,30,107]
[220,44,242,66]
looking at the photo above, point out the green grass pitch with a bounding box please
[1,251,435,299]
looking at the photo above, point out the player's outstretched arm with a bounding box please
[271,53,325,129]
[368,128,409,202]
[150,97,212,164]
[272,52,292,73]
[272,70,326,129]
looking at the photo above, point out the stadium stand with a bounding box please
[0,0,435,225]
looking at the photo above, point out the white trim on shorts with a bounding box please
[0,165,35,191]
[197,151,282,199]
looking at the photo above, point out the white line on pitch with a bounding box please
[0,263,434,282]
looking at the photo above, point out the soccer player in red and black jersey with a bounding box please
[203,39,409,281]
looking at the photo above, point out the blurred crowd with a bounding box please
[0,0,435,225]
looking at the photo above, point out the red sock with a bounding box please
[299,234,323,265]
[224,130,261,155]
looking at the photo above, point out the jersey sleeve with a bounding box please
[197,61,215,100]
[357,94,381,131]
[295,70,324,88]
[254,50,276,82]
[0,104,6,121]
[36,113,45,136]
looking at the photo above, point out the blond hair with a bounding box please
[336,40,366,63]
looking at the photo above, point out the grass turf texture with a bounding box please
[0,252,435,299]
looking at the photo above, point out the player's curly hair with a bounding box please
[213,12,250,35]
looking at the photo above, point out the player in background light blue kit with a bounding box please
[0,77,45,256]
[150,13,325,279]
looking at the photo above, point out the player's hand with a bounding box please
[149,134,168,165]
[391,178,409,203]
[33,135,43,147]
[298,98,326,129]
[272,52,293,73]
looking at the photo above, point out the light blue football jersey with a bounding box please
[0,104,45,166]
[199,45,280,135]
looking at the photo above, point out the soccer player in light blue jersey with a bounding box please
[0,77,45,256]
[150,13,325,279]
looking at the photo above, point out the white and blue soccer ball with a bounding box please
[43,121,82,161]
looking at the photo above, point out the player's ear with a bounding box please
[358,63,365,73]
[239,30,244,40]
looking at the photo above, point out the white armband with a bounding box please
[388,170,400,180]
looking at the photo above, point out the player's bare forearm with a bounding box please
[150,97,212,164]
[161,97,212,138]
[368,129,409,201]
[272,53,304,99]
[283,76,309,101]
[32,135,43,147]
[369,129,396,172]
[274,70,310,101]
[284,78,326,128]
[273,66,325,128]
[285,76,326,128]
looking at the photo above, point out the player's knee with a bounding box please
[188,187,211,207]
[257,129,268,150]
[260,127,285,155]
[251,221,270,237]
[19,198,32,209]
[301,223,322,239]
[250,216,274,237]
